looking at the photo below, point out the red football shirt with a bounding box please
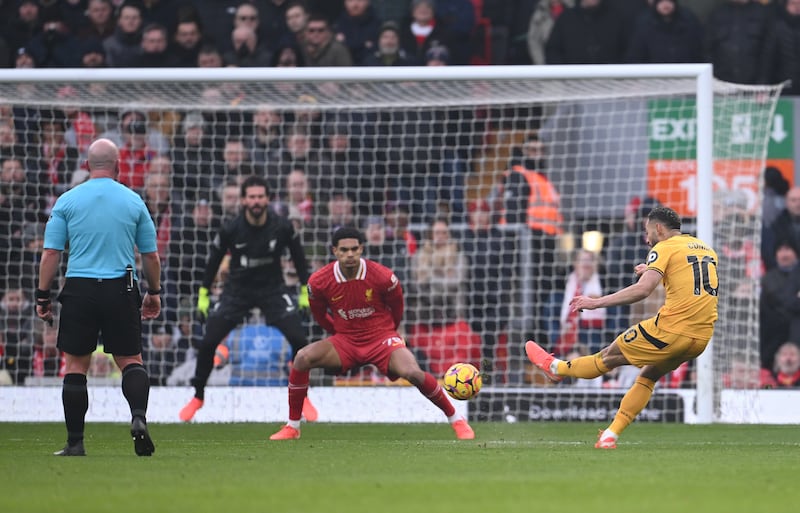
[307,258,403,343]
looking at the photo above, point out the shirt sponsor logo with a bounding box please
[240,256,273,268]
[337,307,376,320]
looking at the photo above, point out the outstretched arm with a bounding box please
[570,269,662,312]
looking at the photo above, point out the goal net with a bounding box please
[0,66,782,423]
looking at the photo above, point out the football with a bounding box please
[443,363,482,400]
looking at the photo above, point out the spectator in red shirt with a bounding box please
[118,119,154,189]
[763,341,800,388]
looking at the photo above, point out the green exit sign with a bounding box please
[648,98,793,160]
[768,99,793,160]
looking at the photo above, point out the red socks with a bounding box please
[417,372,455,417]
[288,368,310,422]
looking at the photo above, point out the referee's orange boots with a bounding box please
[179,397,204,422]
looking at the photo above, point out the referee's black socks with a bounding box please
[62,373,88,445]
[121,363,150,420]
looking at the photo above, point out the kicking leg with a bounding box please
[526,339,628,382]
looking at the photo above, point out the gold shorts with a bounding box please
[614,316,708,371]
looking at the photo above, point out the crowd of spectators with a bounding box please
[2,0,800,388]
[0,0,799,89]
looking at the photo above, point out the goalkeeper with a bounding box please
[179,175,317,422]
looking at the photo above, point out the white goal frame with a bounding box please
[0,64,723,422]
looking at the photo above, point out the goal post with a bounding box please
[0,65,783,424]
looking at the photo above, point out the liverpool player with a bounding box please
[270,227,475,440]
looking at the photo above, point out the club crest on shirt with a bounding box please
[365,288,373,302]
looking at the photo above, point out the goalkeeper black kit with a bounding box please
[202,211,310,297]
[190,210,311,398]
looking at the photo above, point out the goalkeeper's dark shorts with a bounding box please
[211,287,300,325]
[208,287,307,350]
[57,277,143,357]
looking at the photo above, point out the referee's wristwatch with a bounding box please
[147,288,162,295]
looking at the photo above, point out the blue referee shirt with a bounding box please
[43,177,158,279]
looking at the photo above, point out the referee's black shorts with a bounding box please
[57,277,142,357]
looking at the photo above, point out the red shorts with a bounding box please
[329,332,407,378]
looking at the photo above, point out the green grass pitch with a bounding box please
[1,422,797,513]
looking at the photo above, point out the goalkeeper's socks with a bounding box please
[555,353,608,379]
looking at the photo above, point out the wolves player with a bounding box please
[179,175,317,422]
[270,227,475,440]
[526,206,719,448]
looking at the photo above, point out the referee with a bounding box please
[36,138,162,457]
